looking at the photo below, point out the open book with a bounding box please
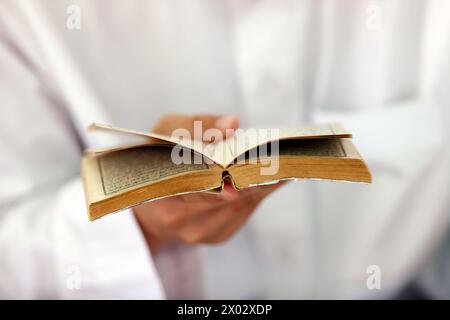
[82,122,371,220]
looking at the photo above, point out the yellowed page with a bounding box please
[88,122,351,168]
[85,141,172,155]
[89,123,214,162]
[97,146,209,195]
[214,122,352,167]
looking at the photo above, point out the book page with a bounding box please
[89,123,213,160]
[261,138,346,158]
[85,142,173,155]
[97,146,209,195]
[229,138,346,166]
[216,122,351,167]
[89,122,351,168]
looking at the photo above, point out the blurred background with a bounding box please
[0,0,449,299]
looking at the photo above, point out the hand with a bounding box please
[134,114,285,253]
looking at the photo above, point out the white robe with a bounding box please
[0,0,449,299]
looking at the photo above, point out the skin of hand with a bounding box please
[133,114,285,253]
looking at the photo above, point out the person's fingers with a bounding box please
[165,180,285,214]
[151,113,193,136]
[181,182,278,244]
[217,181,240,201]
[200,207,253,244]
[191,114,239,138]
[173,197,255,244]
[213,115,239,139]
[144,181,287,245]
[206,200,260,243]
[152,189,240,229]
[221,181,286,213]
[149,179,286,224]
[168,182,284,237]
[152,113,239,140]
[153,186,243,228]
[176,189,234,205]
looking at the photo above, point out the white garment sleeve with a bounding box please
[314,97,450,298]
[0,178,165,299]
[313,98,445,165]
[0,26,164,299]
